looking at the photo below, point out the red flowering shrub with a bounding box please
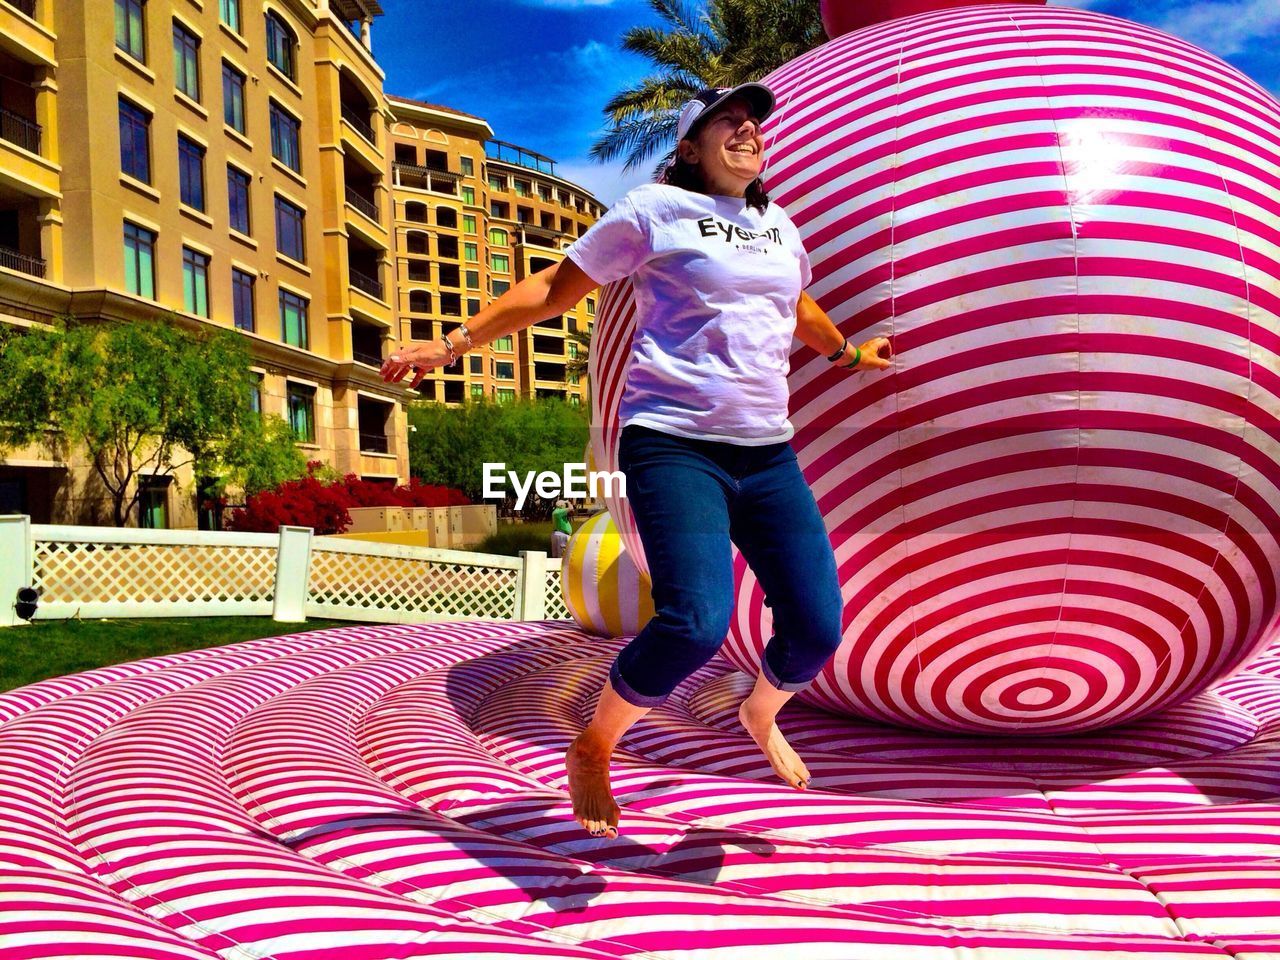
[395,477,470,507]
[226,470,468,533]
[226,474,354,534]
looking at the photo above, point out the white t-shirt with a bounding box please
[565,182,811,446]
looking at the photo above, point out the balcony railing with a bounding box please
[348,266,384,300]
[393,163,459,196]
[0,107,41,155]
[0,244,46,278]
[2,0,36,18]
[359,432,390,454]
[344,185,380,223]
[340,102,376,145]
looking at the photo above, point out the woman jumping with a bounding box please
[382,81,893,840]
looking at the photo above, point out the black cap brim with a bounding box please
[682,82,777,141]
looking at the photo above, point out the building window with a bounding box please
[463,242,477,262]
[569,393,580,406]
[492,279,510,297]
[514,178,530,197]
[232,267,255,331]
[228,166,251,235]
[495,361,514,380]
[173,21,201,101]
[118,97,151,183]
[462,186,475,205]
[469,355,482,374]
[490,253,509,273]
[493,335,512,351]
[182,246,210,317]
[286,383,315,442]
[279,288,308,348]
[463,214,476,234]
[222,61,246,133]
[586,297,596,316]
[471,383,484,399]
[265,11,297,81]
[178,135,205,211]
[123,222,156,299]
[488,173,505,191]
[466,269,479,289]
[249,372,263,413]
[460,156,473,176]
[275,195,305,262]
[408,290,431,313]
[467,297,480,317]
[496,387,515,403]
[115,0,146,62]
[490,201,509,219]
[568,342,579,359]
[220,0,241,32]
[489,227,507,246]
[269,101,301,173]
[139,476,170,529]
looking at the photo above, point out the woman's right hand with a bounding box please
[381,340,451,389]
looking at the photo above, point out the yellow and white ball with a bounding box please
[561,509,654,638]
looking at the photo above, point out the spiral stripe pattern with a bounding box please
[589,5,1280,733]
[3,623,1280,955]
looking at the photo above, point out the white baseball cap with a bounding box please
[675,83,776,142]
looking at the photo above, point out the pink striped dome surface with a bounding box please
[589,4,1280,734]
[3,622,1280,956]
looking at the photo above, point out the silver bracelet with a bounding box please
[439,334,457,365]
[457,323,475,351]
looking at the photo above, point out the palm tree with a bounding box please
[590,0,825,177]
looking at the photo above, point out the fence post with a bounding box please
[273,525,313,622]
[516,550,547,621]
[0,515,33,628]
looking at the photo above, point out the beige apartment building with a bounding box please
[0,0,601,527]
[388,96,600,406]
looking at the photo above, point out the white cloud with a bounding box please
[1152,0,1280,57]
[553,156,656,206]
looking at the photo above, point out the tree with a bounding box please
[591,0,825,176]
[409,395,590,518]
[0,317,306,526]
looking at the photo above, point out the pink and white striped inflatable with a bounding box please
[589,2,1280,734]
[5,622,1280,956]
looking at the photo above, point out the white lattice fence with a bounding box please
[1,519,575,626]
[307,538,523,623]
[544,566,570,621]
[28,525,279,619]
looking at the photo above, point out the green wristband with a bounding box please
[841,345,861,369]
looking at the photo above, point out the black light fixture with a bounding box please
[14,586,40,622]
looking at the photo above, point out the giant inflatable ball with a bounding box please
[588,0,1280,734]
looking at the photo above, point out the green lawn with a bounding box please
[0,617,348,693]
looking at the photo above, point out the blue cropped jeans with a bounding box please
[610,423,845,707]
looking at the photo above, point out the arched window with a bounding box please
[409,290,432,314]
[406,231,429,255]
[404,201,427,223]
[488,227,507,247]
[265,11,297,81]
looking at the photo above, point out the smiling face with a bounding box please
[677,95,765,197]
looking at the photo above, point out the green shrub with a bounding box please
[476,519,584,557]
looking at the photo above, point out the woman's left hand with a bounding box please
[837,336,893,371]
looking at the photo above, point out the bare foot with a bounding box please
[565,731,621,838]
[738,701,811,789]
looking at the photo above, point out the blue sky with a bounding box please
[372,0,1279,205]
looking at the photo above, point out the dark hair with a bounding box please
[660,148,770,214]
